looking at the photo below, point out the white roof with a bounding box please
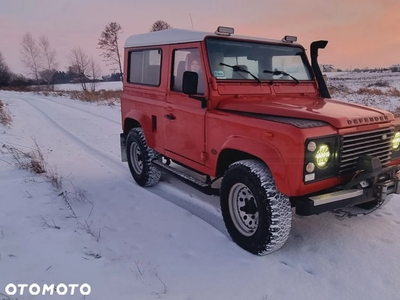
[124,28,292,48]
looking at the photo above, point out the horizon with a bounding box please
[1,0,400,76]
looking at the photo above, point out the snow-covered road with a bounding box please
[1,90,400,300]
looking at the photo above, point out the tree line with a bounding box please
[0,20,172,91]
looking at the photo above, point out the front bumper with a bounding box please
[294,164,400,216]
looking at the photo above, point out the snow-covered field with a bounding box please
[327,71,400,113]
[1,72,400,300]
[53,81,122,91]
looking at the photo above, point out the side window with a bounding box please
[172,48,204,94]
[128,49,161,86]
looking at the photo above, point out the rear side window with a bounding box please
[128,49,162,86]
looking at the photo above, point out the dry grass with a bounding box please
[388,87,400,97]
[0,100,12,126]
[1,86,32,92]
[62,90,122,103]
[355,87,400,97]
[31,89,122,105]
[1,138,63,189]
[1,139,100,240]
[58,190,100,241]
[2,85,121,104]
[367,80,390,88]
[356,88,385,95]
[328,74,400,101]
[328,84,351,95]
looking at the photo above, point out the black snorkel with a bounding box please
[310,40,331,98]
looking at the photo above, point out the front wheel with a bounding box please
[126,128,161,187]
[220,160,292,255]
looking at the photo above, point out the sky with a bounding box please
[1,0,400,76]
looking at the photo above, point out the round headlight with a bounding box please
[306,162,315,173]
[315,144,331,167]
[393,132,400,150]
[307,141,317,152]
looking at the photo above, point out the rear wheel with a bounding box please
[126,128,161,187]
[220,160,292,255]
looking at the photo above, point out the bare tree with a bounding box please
[20,32,43,89]
[98,22,123,77]
[150,20,172,32]
[67,47,90,91]
[88,58,102,92]
[0,52,12,87]
[38,35,58,90]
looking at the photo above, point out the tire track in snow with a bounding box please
[21,93,120,125]
[18,95,127,174]
[17,95,227,236]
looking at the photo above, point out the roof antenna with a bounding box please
[189,13,194,30]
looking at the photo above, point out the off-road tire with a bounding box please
[126,128,161,187]
[220,159,292,255]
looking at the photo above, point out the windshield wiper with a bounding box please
[220,62,261,84]
[263,69,300,84]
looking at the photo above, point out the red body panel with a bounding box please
[121,40,398,197]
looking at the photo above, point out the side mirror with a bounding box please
[182,71,198,95]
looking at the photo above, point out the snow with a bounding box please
[327,71,400,113]
[1,79,400,299]
[53,81,122,91]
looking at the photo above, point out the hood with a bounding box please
[217,96,394,129]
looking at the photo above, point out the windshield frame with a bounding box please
[204,37,315,83]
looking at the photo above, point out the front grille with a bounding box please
[338,127,393,175]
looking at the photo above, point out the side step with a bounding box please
[152,160,219,196]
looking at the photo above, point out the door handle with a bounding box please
[164,113,176,120]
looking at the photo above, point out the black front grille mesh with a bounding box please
[338,127,393,175]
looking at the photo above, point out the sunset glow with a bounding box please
[1,0,399,75]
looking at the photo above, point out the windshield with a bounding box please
[206,38,313,82]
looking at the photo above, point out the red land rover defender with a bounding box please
[120,26,400,255]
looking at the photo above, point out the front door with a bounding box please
[164,45,207,165]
